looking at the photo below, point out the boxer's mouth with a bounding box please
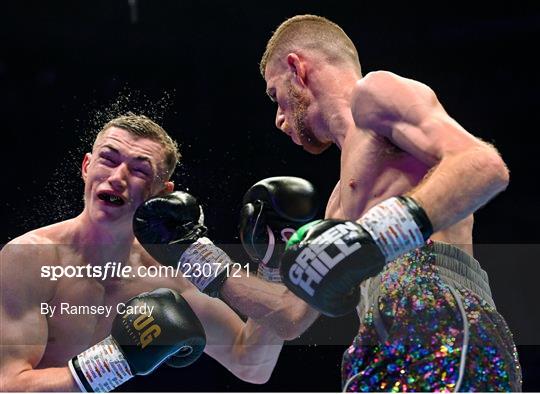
[98,192,125,206]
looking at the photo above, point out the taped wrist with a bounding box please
[358,196,433,261]
[177,237,231,296]
[68,336,132,393]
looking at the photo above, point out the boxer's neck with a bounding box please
[309,67,357,150]
[71,212,134,266]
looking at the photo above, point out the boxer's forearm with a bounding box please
[229,319,283,384]
[410,145,509,232]
[1,367,79,392]
[221,273,319,340]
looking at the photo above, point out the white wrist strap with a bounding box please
[178,237,231,291]
[258,265,282,283]
[358,197,425,261]
[68,335,133,392]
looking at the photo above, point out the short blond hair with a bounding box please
[95,112,180,178]
[260,15,361,77]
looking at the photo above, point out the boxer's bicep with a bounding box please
[354,71,483,166]
[0,305,48,376]
[0,244,50,382]
[390,111,484,167]
[389,116,480,166]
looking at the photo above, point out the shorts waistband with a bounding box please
[358,242,495,324]
[431,242,494,308]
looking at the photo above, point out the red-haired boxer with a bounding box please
[260,14,521,392]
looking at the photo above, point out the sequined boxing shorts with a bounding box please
[342,242,522,392]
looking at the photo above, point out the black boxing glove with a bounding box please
[68,288,206,392]
[133,192,231,297]
[281,196,433,317]
[239,177,319,282]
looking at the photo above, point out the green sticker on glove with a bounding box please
[286,220,323,249]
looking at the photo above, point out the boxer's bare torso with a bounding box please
[324,72,474,254]
[6,218,192,369]
[324,134,474,246]
[261,18,513,389]
[2,121,287,391]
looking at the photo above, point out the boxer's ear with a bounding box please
[81,153,91,181]
[156,181,174,196]
[286,53,307,88]
[164,181,174,194]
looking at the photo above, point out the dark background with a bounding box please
[1,1,539,391]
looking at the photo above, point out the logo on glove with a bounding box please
[123,312,162,350]
[288,222,361,296]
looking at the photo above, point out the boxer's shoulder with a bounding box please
[3,230,56,263]
[353,71,436,117]
[3,222,71,269]
[34,218,78,243]
[8,218,77,246]
[352,71,440,138]
[1,232,58,305]
[8,231,53,247]
[355,71,434,97]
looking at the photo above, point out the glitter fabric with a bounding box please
[341,243,522,392]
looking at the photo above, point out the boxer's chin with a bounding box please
[299,129,332,155]
[303,141,332,155]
